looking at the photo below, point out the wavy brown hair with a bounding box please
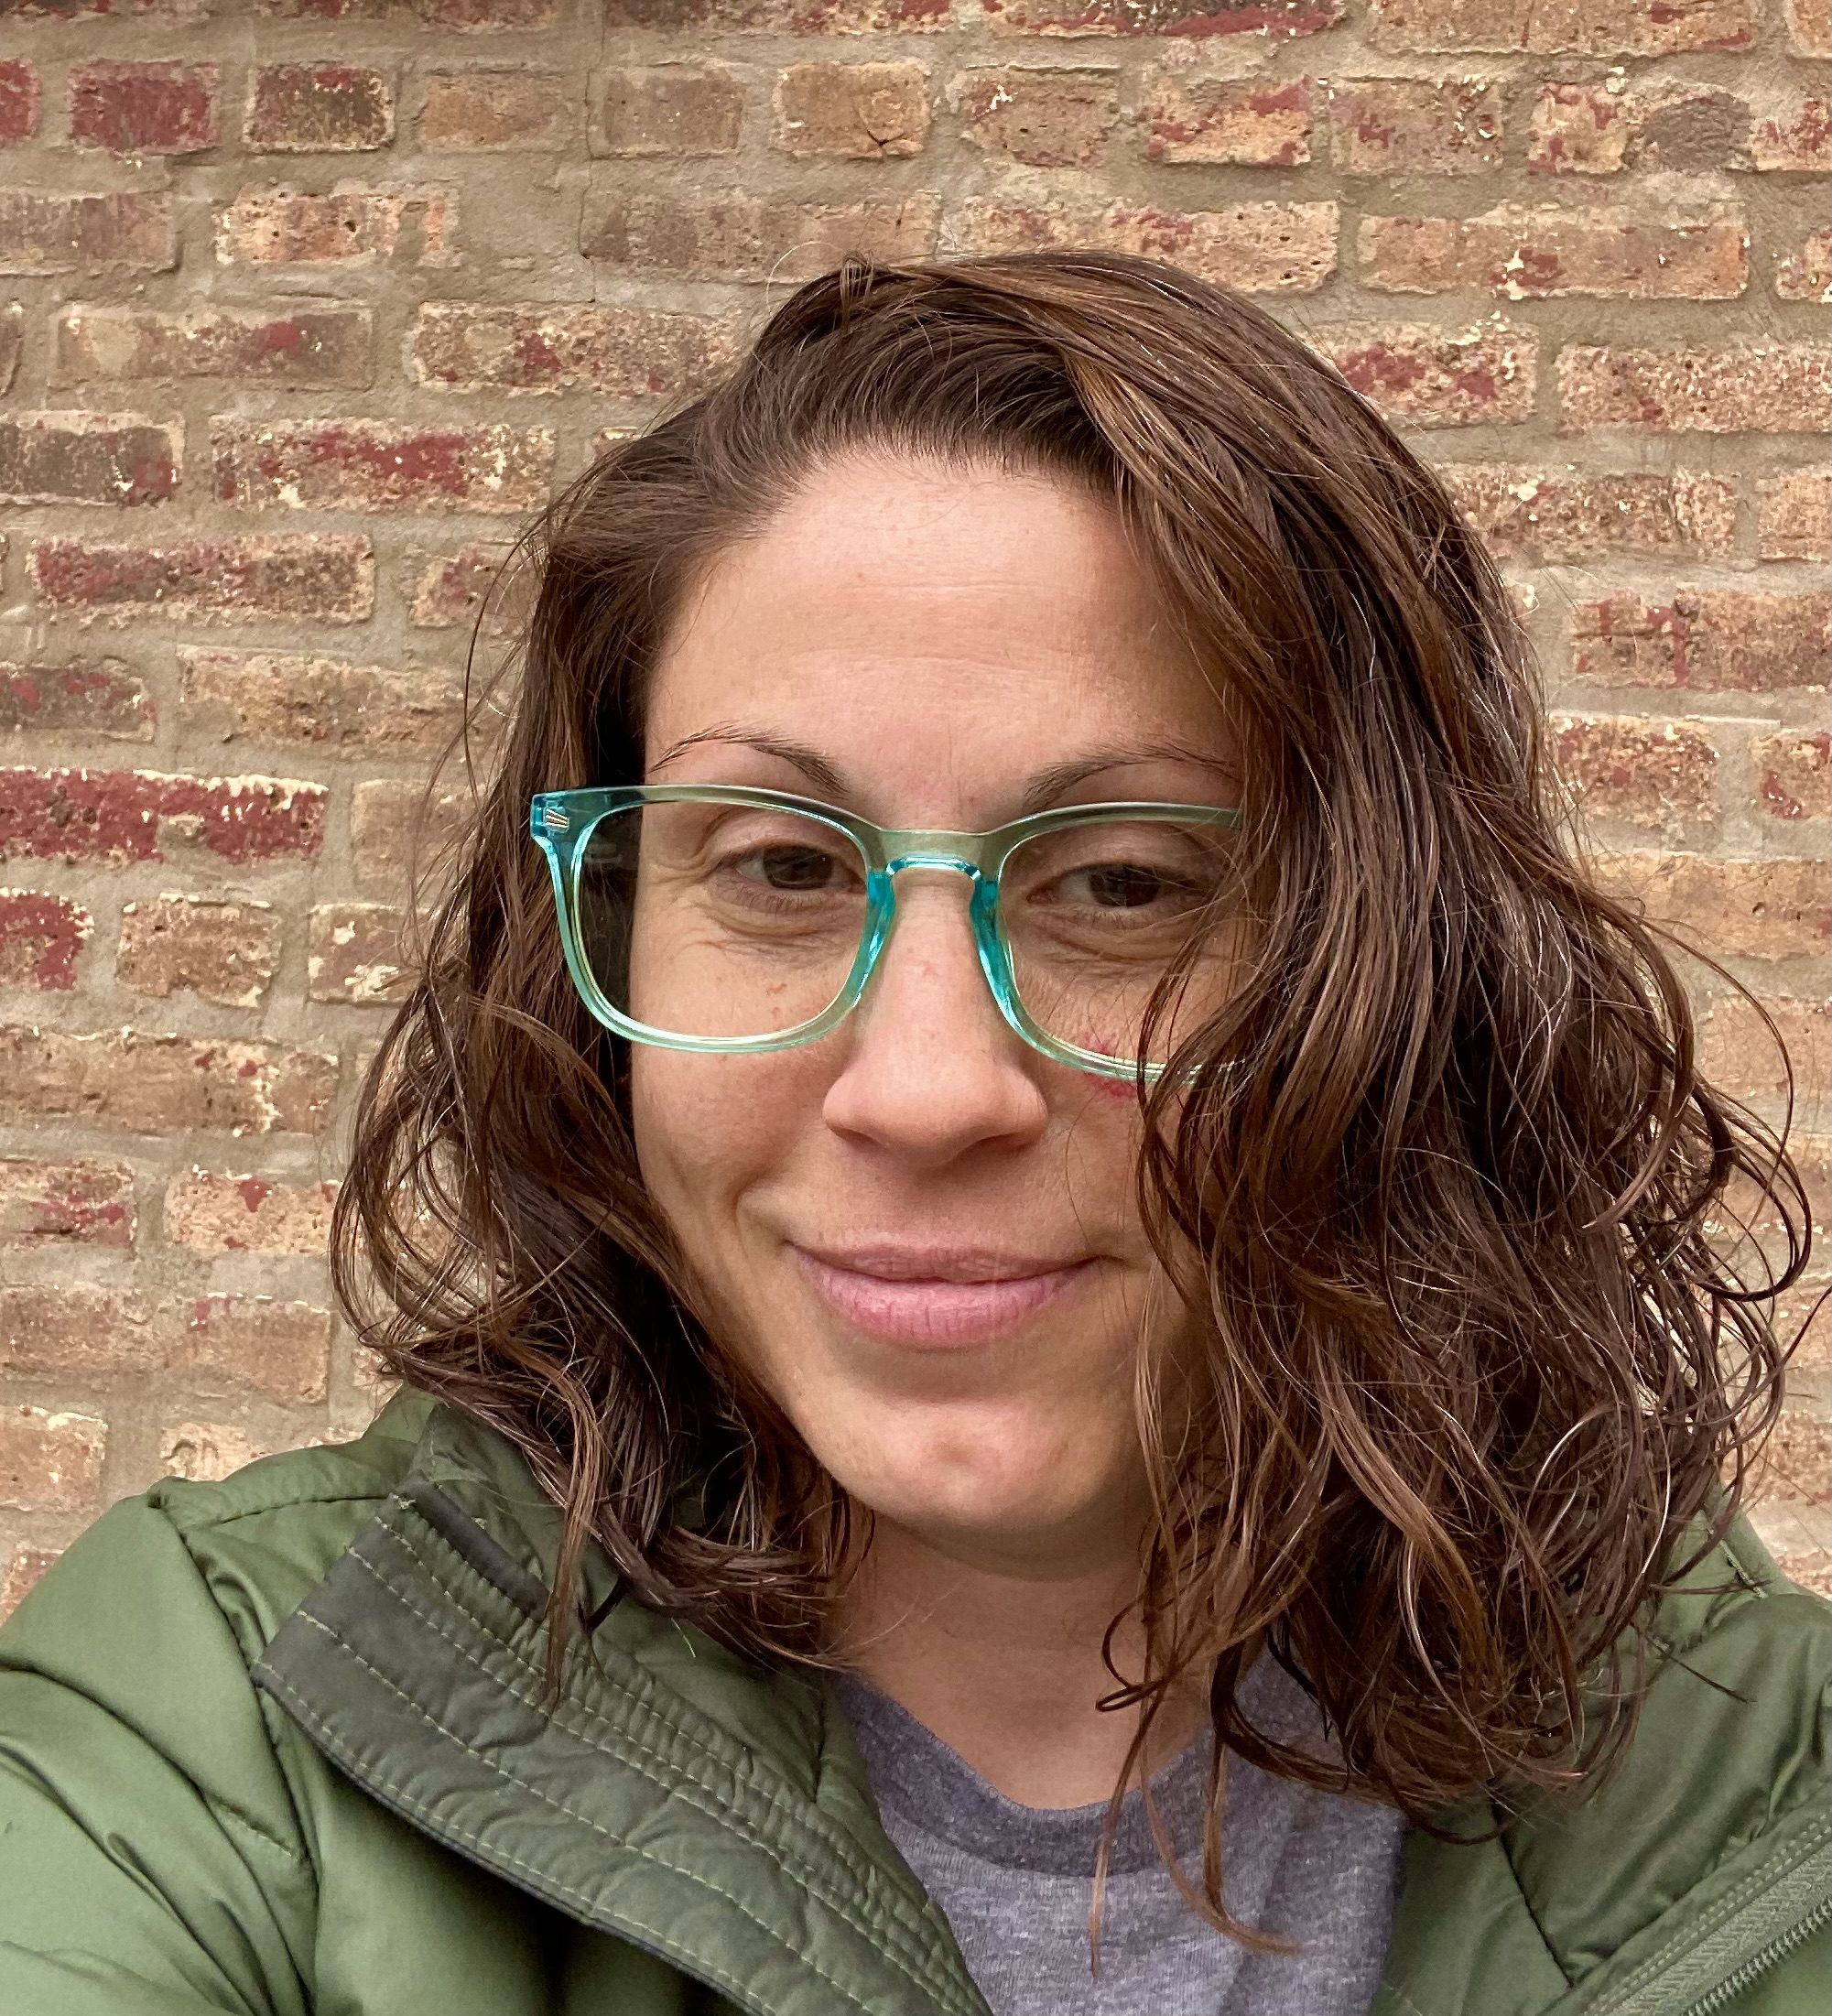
[331,251,1816,1944]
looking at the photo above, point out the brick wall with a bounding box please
[0,0,1826,1620]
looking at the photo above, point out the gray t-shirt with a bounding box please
[829,1658,1405,2016]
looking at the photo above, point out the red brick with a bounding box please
[1139,73,1307,167]
[245,63,395,152]
[31,534,374,625]
[1746,96,1831,173]
[0,1156,135,1248]
[407,301,736,397]
[592,65,745,156]
[0,660,153,741]
[1786,0,1831,55]
[183,1295,331,1404]
[0,191,175,276]
[0,1024,337,1136]
[1758,471,1832,562]
[1,1544,60,1621]
[1558,345,1829,434]
[1360,207,1748,298]
[5,0,204,14]
[602,0,945,27]
[0,891,91,992]
[164,1168,335,1255]
[1320,322,1535,427]
[1526,81,1627,173]
[178,646,466,755]
[0,62,38,147]
[211,418,551,515]
[54,305,374,391]
[1776,230,1831,304]
[0,413,179,509]
[257,0,556,19]
[953,67,1116,168]
[0,768,326,869]
[408,542,532,635]
[0,1283,152,1382]
[351,776,467,893]
[1753,1408,1832,1507]
[0,1406,104,1514]
[1366,0,1752,52]
[1700,995,1830,1100]
[421,68,568,149]
[582,192,939,281]
[1444,469,1736,564]
[70,61,218,157]
[1329,78,1501,174]
[775,61,929,157]
[981,0,1339,33]
[1550,713,1718,832]
[158,1421,268,1484]
[1570,591,1830,693]
[214,187,455,266]
[955,199,1337,292]
[1753,732,1831,823]
[1595,853,1829,961]
[308,903,413,1004]
[117,895,279,1008]
[1526,81,1749,176]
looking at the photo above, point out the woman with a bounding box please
[0,252,1824,2016]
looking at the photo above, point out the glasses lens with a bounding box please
[1000,818,1244,1068]
[573,799,870,1041]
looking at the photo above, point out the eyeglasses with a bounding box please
[529,785,1245,1083]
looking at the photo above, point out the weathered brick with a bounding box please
[1569,591,1830,693]
[981,0,1339,33]
[592,65,745,156]
[1700,994,1830,1100]
[583,192,939,281]
[1786,0,1831,55]
[1753,1408,1832,1506]
[183,1295,331,1403]
[215,186,455,266]
[70,61,219,157]
[602,0,945,27]
[0,660,153,741]
[1,1544,60,1621]
[0,61,39,148]
[179,647,465,755]
[1525,81,1625,174]
[54,305,374,390]
[1776,230,1831,303]
[775,61,929,157]
[1753,731,1831,822]
[408,542,533,635]
[0,1025,337,1136]
[6,0,205,14]
[1443,469,1737,563]
[257,0,556,20]
[1551,713,1718,833]
[0,1284,152,1382]
[1758,470,1832,562]
[1366,0,1753,53]
[0,191,175,276]
[1594,853,1828,961]
[158,1421,268,1484]
[0,1407,104,1514]
[308,903,413,1004]
[164,1168,335,1255]
[952,200,1338,293]
[31,534,374,625]
[408,301,736,396]
[245,63,395,152]
[1746,95,1831,173]
[1320,322,1535,427]
[421,68,569,149]
[212,417,551,515]
[0,1156,135,1248]
[1328,78,1502,175]
[1138,73,1308,167]
[1360,207,1748,298]
[1558,344,1829,433]
[1526,81,1750,177]
[952,67,1115,168]
[0,303,20,394]
[1777,1274,1831,1374]
[0,891,92,991]
[0,768,326,868]
[117,895,279,1008]
[351,776,467,893]
[0,413,179,509]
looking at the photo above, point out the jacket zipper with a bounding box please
[1678,1894,1832,2016]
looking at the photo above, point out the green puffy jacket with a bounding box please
[0,1390,1825,2016]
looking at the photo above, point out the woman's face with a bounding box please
[631,453,1238,1577]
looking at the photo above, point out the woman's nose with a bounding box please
[819,873,1049,1165]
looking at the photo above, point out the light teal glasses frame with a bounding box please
[529,784,1243,1083]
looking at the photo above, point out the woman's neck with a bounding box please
[828,1514,1210,1810]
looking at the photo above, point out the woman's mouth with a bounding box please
[787,1245,1098,1347]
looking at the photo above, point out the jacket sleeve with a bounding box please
[0,1496,317,2016]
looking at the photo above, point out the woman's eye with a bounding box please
[732,844,849,892]
[1062,862,1198,909]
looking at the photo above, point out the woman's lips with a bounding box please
[788,1247,1097,1347]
